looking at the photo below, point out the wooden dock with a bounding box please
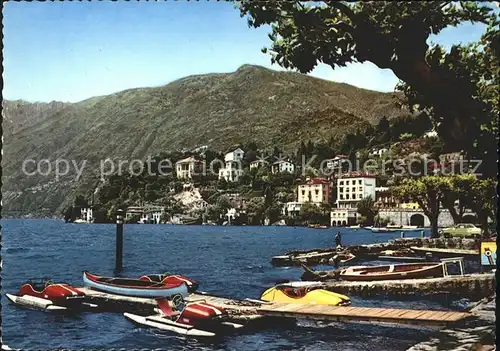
[77,287,476,328]
[258,303,472,328]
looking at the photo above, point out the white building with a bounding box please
[272,160,295,174]
[336,172,377,209]
[282,201,302,217]
[175,156,202,179]
[219,148,245,182]
[331,208,358,226]
[80,207,93,223]
[224,148,245,163]
[249,159,266,170]
[324,155,349,170]
[370,148,389,157]
[139,206,164,224]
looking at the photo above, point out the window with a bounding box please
[339,187,343,193]
[346,194,350,200]
[352,187,355,192]
[352,194,356,199]
[359,180,362,184]
[301,190,305,195]
[346,180,350,185]
[340,195,344,200]
[359,187,363,191]
[339,181,344,185]
[315,189,319,195]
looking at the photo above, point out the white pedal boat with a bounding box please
[6,294,68,311]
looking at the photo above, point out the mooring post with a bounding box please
[115,209,124,272]
[421,230,425,238]
[401,231,405,238]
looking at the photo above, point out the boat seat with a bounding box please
[155,297,180,317]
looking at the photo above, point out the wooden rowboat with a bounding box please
[339,262,444,281]
[300,262,444,282]
[83,271,189,298]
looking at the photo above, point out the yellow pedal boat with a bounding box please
[260,281,350,306]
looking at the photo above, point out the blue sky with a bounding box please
[2,1,491,103]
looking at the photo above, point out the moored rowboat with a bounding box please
[339,262,444,281]
[83,271,189,298]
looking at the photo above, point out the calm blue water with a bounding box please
[1,220,455,350]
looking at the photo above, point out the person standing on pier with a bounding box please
[335,231,342,249]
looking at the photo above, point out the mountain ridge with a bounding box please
[2,64,409,215]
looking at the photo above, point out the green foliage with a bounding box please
[391,176,452,237]
[238,1,499,177]
[265,203,283,224]
[399,133,415,141]
[356,196,378,226]
[246,197,266,225]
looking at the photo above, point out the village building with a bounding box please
[335,172,376,209]
[374,186,399,209]
[80,207,94,223]
[175,156,203,179]
[219,148,245,182]
[330,208,358,226]
[297,178,332,204]
[249,159,266,170]
[272,160,295,174]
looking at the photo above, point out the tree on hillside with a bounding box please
[356,196,378,226]
[300,202,321,224]
[237,1,499,177]
[246,197,266,225]
[391,176,451,237]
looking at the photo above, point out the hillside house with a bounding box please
[298,178,332,204]
[272,160,295,174]
[175,156,203,179]
[219,148,245,182]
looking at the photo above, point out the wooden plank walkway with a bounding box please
[258,303,472,328]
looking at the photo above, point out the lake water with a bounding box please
[1,220,458,350]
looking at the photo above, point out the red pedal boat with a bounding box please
[124,295,243,337]
[6,278,95,311]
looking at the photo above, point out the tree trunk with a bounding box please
[431,215,439,238]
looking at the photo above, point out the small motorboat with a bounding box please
[339,262,444,281]
[348,224,361,229]
[328,252,356,266]
[308,224,328,229]
[6,278,95,311]
[260,281,350,306]
[371,227,396,233]
[83,271,192,298]
[124,296,243,337]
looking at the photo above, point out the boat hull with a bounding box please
[83,272,189,298]
[339,263,443,281]
[124,312,243,337]
[6,293,68,311]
